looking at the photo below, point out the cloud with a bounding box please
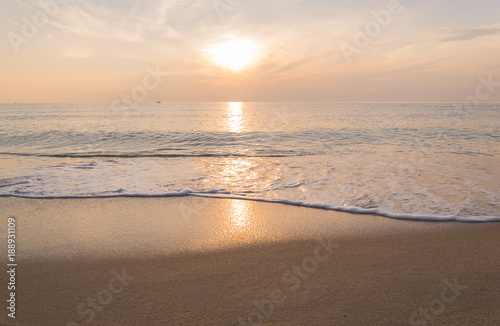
[439,27,500,42]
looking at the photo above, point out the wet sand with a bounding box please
[1,196,499,325]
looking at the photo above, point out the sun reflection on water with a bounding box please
[221,103,255,233]
[226,102,244,133]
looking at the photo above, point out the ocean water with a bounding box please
[0,102,499,221]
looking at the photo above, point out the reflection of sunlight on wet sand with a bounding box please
[220,156,258,236]
[228,199,250,229]
[226,102,243,133]
[221,158,253,231]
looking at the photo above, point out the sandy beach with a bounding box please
[1,196,499,325]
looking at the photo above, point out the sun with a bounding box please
[208,39,259,71]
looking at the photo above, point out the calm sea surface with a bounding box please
[1,102,499,221]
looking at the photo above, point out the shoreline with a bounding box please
[0,196,465,261]
[1,193,498,223]
[1,197,499,325]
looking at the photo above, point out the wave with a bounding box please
[0,152,306,159]
[0,180,31,188]
[2,191,499,223]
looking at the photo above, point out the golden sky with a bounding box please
[1,0,499,102]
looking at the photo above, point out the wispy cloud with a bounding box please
[438,27,500,42]
[2,0,499,102]
[51,1,175,42]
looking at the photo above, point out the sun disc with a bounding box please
[209,39,258,71]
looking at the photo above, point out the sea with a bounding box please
[0,102,499,222]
